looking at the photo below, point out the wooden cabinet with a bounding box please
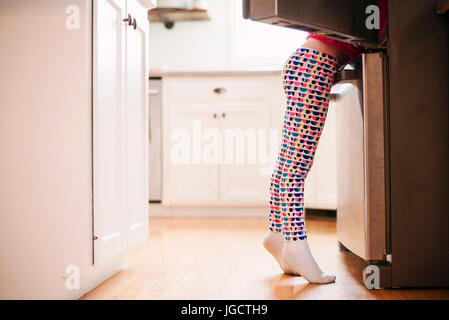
[93,0,149,264]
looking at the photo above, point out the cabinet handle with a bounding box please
[123,14,132,26]
[123,15,137,30]
[213,87,226,94]
[222,113,226,118]
[213,113,217,118]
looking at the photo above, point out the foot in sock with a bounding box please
[281,239,336,284]
[262,231,296,274]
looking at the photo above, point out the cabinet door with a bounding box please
[93,0,127,264]
[219,102,272,204]
[164,104,219,204]
[125,0,149,248]
[303,103,337,210]
[310,104,338,209]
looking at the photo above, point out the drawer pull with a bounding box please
[213,87,226,94]
[213,113,217,118]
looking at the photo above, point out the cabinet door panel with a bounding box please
[125,0,149,248]
[303,102,337,210]
[310,104,337,209]
[93,0,127,264]
[219,102,272,204]
[164,104,219,204]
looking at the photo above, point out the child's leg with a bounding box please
[268,157,283,233]
[263,156,289,271]
[278,47,337,283]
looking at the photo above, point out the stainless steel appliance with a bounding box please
[332,53,387,262]
[244,0,449,288]
[149,77,163,202]
[243,0,379,47]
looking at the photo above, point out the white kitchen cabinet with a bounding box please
[93,0,149,264]
[166,103,220,203]
[93,0,127,266]
[125,0,150,248]
[166,100,272,205]
[219,102,272,204]
[162,75,282,206]
[0,0,153,298]
[303,105,338,210]
[162,74,337,209]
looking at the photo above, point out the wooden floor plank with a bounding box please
[81,217,449,300]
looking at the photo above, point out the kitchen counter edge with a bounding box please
[149,70,282,78]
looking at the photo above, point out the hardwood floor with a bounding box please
[81,217,449,300]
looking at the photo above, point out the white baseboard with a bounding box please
[64,255,126,300]
[149,203,268,218]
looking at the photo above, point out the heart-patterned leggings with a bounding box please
[269,47,338,241]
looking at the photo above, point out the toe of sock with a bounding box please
[320,273,336,284]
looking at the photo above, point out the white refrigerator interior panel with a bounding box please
[334,82,366,259]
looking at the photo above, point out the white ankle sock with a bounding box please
[281,239,336,284]
[262,231,296,274]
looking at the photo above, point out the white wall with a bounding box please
[149,0,308,71]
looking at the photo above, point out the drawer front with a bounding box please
[165,76,281,103]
